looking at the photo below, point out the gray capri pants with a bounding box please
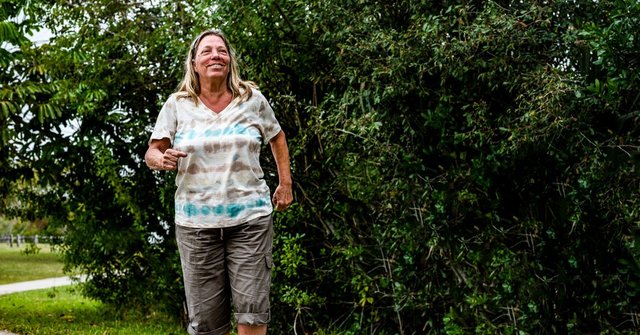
[176,214,273,335]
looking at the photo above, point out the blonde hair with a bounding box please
[175,29,255,103]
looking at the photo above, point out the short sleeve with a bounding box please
[257,92,282,144]
[149,95,178,145]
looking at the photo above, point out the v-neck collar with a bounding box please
[198,95,239,119]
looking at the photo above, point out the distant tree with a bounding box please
[1,0,45,213]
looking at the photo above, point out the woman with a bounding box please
[145,29,293,335]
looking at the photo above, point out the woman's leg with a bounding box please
[224,215,273,334]
[237,324,267,335]
[176,225,232,335]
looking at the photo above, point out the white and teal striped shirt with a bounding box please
[149,88,281,228]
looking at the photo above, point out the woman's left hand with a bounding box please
[272,184,293,211]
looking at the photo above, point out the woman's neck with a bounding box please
[199,80,232,113]
[199,78,228,99]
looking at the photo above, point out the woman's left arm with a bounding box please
[270,130,293,211]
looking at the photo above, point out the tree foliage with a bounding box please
[2,0,209,312]
[2,0,640,333]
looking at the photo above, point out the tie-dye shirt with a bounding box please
[149,88,281,228]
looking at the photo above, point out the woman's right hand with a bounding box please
[145,138,187,171]
[160,148,188,171]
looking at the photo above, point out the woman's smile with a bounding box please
[194,35,230,79]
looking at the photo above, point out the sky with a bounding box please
[28,28,53,45]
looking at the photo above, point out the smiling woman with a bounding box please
[145,29,293,335]
[193,35,231,92]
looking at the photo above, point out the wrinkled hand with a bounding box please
[161,149,187,171]
[272,184,293,211]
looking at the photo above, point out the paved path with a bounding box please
[0,276,83,335]
[0,276,79,295]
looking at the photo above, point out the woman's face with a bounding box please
[193,34,230,83]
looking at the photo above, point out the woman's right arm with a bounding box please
[145,138,187,171]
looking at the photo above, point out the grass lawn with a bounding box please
[0,244,65,284]
[0,286,184,334]
[0,243,185,334]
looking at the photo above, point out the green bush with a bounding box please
[20,242,41,255]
